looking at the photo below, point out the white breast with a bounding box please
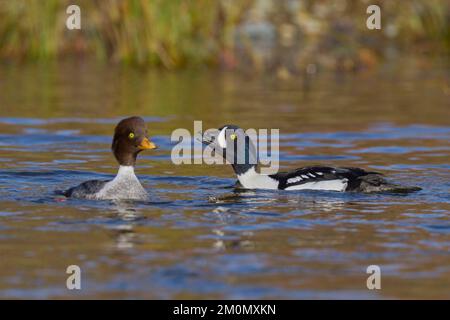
[237,167,279,190]
[95,166,148,200]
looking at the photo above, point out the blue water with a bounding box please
[0,116,449,299]
[0,62,449,299]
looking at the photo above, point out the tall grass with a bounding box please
[0,0,447,69]
[0,0,253,68]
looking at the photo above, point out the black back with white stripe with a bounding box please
[270,166,381,191]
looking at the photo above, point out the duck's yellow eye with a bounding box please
[128,132,135,139]
[230,133,237,140]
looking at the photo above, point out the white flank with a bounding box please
[285,179,348,192]
[237,167,348,192]
[95,166,148,200]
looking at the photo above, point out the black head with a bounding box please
[111,116,157,166]
[202,124,258,175]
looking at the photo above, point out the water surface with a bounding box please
[0,59,449,299]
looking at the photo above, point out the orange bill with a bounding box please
[138,137,157,150]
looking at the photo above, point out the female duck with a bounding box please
[62,116,157,200]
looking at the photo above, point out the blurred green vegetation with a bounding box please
[0,0,448,71]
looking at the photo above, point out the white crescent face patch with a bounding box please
[217,126,228,149]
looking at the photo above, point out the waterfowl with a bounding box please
[61,116,157,200]
[202,125,421,193]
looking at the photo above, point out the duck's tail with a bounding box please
[354,174,421,193]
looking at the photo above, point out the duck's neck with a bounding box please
[116,165,136,178]
[231,163,258,176]
[110,165,143,188]
[228,139,260,180]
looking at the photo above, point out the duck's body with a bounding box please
[203,125,421,193]
[63,166,148,200]
[60,116,156,201]
[235,165,419,193]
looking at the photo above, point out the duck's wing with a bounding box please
[270,166,378,191]
[59,179,110,198]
